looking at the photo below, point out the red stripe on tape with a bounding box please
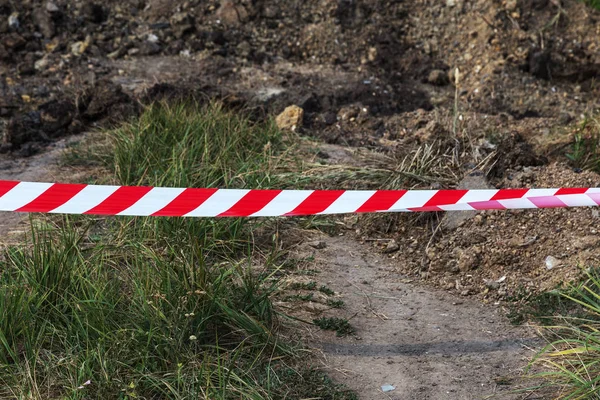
[17,183,86,213]
[152,188,218,216]
[219,190,282,217]
[491,189,529,200]
[408,206,443,212]
[423,190,468,207]
[285,190,345,216]
[355,190,407,213]
[0,181,19,197]
[84,186,153,215]
[556,188,588,195]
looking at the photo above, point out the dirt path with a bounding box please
[294,235,539,400]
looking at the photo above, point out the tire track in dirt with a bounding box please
[296,236,540,400]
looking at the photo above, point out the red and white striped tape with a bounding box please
[0,180,599,217]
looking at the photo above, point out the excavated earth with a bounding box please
[1,0,600,398]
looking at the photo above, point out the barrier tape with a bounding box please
[0,180,599,217]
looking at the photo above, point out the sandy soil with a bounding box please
[287,235,541,399]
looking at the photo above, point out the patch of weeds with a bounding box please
[284,293,314,302]
[313,317,355,337]
[326,299,345,308]
[291,281,317,290]
[525,267,600,398]
[270,367,358,400]
[565,116,600,172]
[506,286,574,325]
[319,285,335,296]
[506,279,591,325]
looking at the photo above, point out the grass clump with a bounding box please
[290,281,317,291]
[0,102,357,399]
[526,268,600,398]
[566,116,600,173]
[270,368,358,400]
[326,299,345,309]
[313,317,355,337]
[319,285,335,296]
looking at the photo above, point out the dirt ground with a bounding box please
[287,235,541,400]
[2,0,600,398]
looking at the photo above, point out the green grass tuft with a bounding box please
[319,285,335,296]
[566,116,600,173]
[526,267,600,398]
[313,317,355,337]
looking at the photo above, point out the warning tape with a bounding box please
[0,180,599,217]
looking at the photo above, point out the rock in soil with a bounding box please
[276,105,304,131]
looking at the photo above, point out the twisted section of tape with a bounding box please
[0,180,599,217]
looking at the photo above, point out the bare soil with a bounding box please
[2,0,600,397]
[286,234,541,399]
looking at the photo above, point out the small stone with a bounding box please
[237,40,251,57]
[446,0,456,6]
[545,256,561,270]
[367,47,378,62]
[323,112,337,125]
[457,248,479,272]
[216,0,246,27]
[263,6,279,18]
[383,239,400,254]
[276,105,304,131]
[46,1,59,13]
[139,41,161,56]
[34,55,50,70]
[71,38,91,56]
[308,240,327,250]
[428,69,449,86]
[8,12,18,29]
[484,279,500,290]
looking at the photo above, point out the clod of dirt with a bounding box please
[489,132,547,178]
[216,1,247,27]
[32,6,55,39]
[78,1,106,24]
[276,105,304,131]
[383,239,400,253]
[526,49,553,80]
[5,99,75,148]
[427,69,449,86]
[39,100,76,136]
[81,82,136,121]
